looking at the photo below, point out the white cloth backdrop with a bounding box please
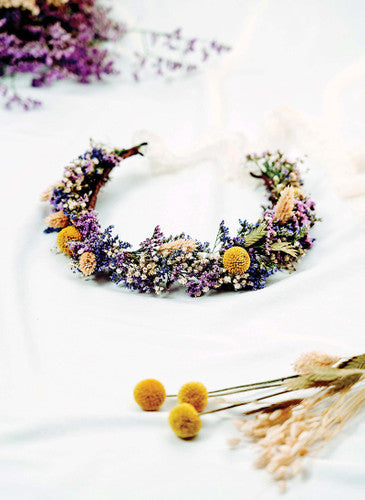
[1,1,365,499]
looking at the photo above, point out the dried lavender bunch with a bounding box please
[0,0,122,109]
[0,3,230,109]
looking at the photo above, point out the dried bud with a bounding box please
[79,252,97,276]
[45,211,68,229]
[158,238,197,254]
[293,351,341,374]
[40,186,54,202]
[0,0,40,15]
[274,186,295,224]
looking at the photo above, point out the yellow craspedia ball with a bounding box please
[169,403,202,439]
[178,382,208,412]
[57,226,82,256]
[222,246,250,275]
[134,379,166,411]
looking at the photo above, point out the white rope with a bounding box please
[133,0,269,183]
[133,2,365,221]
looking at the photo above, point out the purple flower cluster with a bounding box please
[0,0,122,108]
[132,27,230,81]
[0,81,41,109]
[44,147,318,297]
[70,211,131,276]
[49,145,122,217]
[1,3,231,109]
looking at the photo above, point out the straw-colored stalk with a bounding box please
[234,384,365,492]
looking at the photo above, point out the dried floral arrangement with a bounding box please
[0,1,230,109]
[133,351,365,492]
[42,144,317,297]
[0,0,121,108]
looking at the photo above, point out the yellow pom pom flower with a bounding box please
[134,379,166,411]
[57,226,82,256]
[169,403,202,439]
[178,382,208,412]
[222,246,250,275]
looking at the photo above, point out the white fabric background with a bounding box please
[1,1,365,498]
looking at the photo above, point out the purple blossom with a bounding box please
[0,0,122,108]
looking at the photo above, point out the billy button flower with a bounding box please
[167,380,280,440]
[178,382,208,412]
[57,226,82,256]
[134,379,166,411]
[167,351,344,441]
[169,403,201,439]
[222,246,250,275]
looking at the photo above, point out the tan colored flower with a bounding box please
[45,211,69,229]
[79,252,97,276]
[274,186,295,224]
[40,186,54,202]
[40,181,63,202]
[293,351,341,374]
[0,0,39,14]
[0,0,69,11]
[47,0,69,5]
[158,238,197,254]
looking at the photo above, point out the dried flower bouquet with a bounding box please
[134,351,365,492]
[0,1,230,108]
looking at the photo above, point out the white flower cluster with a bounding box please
[60,156,101,213]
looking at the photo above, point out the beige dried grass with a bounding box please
[274,186,295,224]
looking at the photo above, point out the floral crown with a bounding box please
[42,143,317,297]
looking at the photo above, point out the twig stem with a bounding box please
[165,375,297,398]
[200,389,291,415]
[88,143,147,210]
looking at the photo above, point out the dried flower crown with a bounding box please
[42,144,317,297]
